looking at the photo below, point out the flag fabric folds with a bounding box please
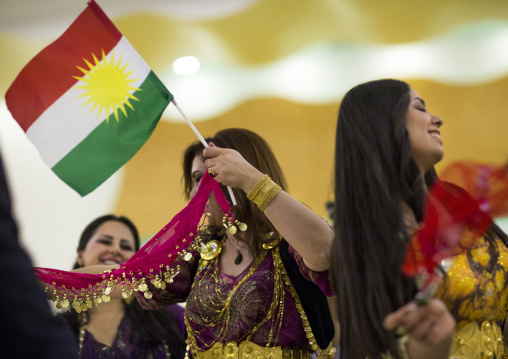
[5,0,172,196]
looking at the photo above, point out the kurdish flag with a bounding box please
[5,0,172,196]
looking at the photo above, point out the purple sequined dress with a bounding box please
[138,242,333,354]
[60,305,185,359]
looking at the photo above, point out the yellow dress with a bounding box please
[435,233,508,359]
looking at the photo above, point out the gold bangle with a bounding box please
[246,174,282,211]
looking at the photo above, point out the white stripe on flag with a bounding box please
[26,37,152,168]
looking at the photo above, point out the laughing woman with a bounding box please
[59,215,186,359]
[331,79,507,359]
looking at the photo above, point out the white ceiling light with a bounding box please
[172,56,200,75]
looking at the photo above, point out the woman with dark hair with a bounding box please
[332,79,508,358]
[60,214,186,358]
[136,128,337,358]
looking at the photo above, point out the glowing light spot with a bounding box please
[172,56,200,75]
[73,50,141,123]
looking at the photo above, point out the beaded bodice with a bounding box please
[184,247,311,352]
[136,231,334,357]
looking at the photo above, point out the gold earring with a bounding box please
[205,200,212,217]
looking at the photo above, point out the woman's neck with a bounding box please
[219,231,254,277]
[85,299,126,347]
[88,299,125,318]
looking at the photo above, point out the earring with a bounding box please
[205,200,212,218]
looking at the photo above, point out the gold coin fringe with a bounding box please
[43,212,246,314]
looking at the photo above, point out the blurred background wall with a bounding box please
[1,0,507,269]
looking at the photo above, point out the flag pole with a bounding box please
[171,99,237,206]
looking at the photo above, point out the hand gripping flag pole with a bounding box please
[171,99,237,206]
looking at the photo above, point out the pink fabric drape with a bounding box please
[35,172,232,309]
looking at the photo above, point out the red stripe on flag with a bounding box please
[5,1,122,132]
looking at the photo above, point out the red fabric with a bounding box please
[5,0,121,132]
[439,160,508,218]
[403,181,493,279]
[34,172,233,300]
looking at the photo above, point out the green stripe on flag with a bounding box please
[52,71,172,196]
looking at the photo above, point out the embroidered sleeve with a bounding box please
[288,244,334,297]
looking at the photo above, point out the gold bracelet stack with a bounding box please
[246,174,282,211]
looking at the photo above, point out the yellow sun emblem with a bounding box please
[74,50,141,123]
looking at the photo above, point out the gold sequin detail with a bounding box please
[436,233,508,358]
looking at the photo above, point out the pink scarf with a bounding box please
[35,172,232,309]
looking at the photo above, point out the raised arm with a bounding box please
[203,146,334,271]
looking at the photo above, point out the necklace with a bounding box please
[198,229,245,265]
[234,250,243,265]
[184,248,281,353]
[227,232,244,265]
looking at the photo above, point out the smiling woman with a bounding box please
[331,79,508,359]
[58,214,186,359]
[405,89,444,174]
[75,217,136,268]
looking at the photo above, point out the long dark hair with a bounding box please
[183,128,288,257]
[64,215,185,358]
[331,79,433,359]
[331,79,508,359]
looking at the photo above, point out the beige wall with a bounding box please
[1,0,507,264]
[116,77,508,239]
